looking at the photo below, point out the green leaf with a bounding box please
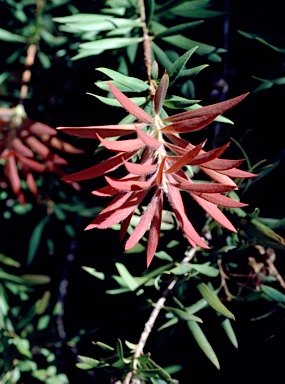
[162,35,225,62]
[11,337,32,358]
[145,0,155,25]
[155,20,203,38]
[164,306,203,322]
[27,216,49,265]
[262,285,285,303]
[0,253,20,268]
[82,267,105,280]
[87,93,147,107]
[77,355,101,369]
[151,42,173,72]
[187,320,220,369]
[197,283,235,319]
[21,274,50,285]
[115,263,138,291]
[96,67,149,92]
[168,46,199,85]
[189,263,219,277]
[221,318,238,348]
[116,339,131,364]
[93,341,114,351]
[164,95,200,109]
[64,18,139,32]
[80,37,143,51]
[0,28,27,43]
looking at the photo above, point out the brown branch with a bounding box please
[138,0,156,99]
[123,248,197,384]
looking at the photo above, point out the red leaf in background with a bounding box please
[147,190,163,267]
[163,93,249,123]
[12,138,34,158]
[6,156,25,204]
[29,122,57,136]
[57,124,144,139]
[108,82,154,124]
[191,193,237,232]
[154,71,169,114]
[120,213,134,241]
[125,191,160,250]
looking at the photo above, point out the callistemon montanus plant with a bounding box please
[58,72,256,266]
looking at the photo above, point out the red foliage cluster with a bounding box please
[58,73,256,266]
[0,105,84,203]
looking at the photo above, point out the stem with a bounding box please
[138,0,156,99]
[123,248,197,384]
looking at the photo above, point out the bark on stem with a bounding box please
[123,248,197,384]
[138,0,156,98]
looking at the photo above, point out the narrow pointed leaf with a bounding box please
[172,174,235,193]
[6,156,24,203]
[96,67,149,92]
[147,190,163,267]
[221,318,238,348]
[125,191,159,250]
[97,134,144,152]
[201,158,244,170]
[199,193,248,208]
[163,93,249,123]
[135,126,161,149]
[165,142,204,173]
[187,320,220,369]
[218,168,257,178]
[12,138,34,157]
[197,282,235,319]
[108,82,154,124]
[62,150,138,181]
[123,160,157,175]
[164,306,203,322]
[115,263,138,291]
[161,114,219,134]
[190,143,231,165]
[168,46,198,85]
[192,193,237,231]
[105,175,154,191]
[154,72,169,114]
[201,167,238,187]
[156,21,203,39]
[57,123,145,138]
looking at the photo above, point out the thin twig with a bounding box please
[123,248,197,384]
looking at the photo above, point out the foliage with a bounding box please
[0,0,285,383]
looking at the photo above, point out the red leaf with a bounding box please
[108,82,154,124]
[154,71,169,114]
[86,191,133,229]
[190,142,231,165]
[191,193,237,232]
[135,126,161,149]
[170,177,236,193]
[6,156,24,203]
[201,158,244,170]
[12,137,34,157]
[92,185,118,197]
[125,190,160,250]
[96,190,149,229]
[162,93,249,123]
[123,160,157,175]
[167,182,209,248]
[48,137,84,154]
[198,193,248,208]
[161,114,218,134]
[62,150,138,181]
[97,134,145,152]
[120,213,133,241]
[29,122,57,136]
[218,168,257,178]
[17,155,46,173]
[147,190,163,267]
[24,136,50,159]
[165,142,204,174]
[57,123,145,139]
[200,167,238,187]
[105,175,155,191]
